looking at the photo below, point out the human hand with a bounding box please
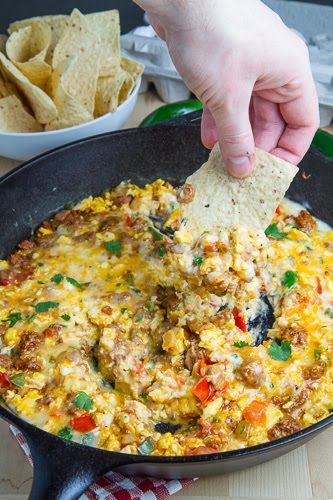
[134,0,319,177]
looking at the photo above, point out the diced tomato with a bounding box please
[124,214,133,227]
[232,307,247,332]
[70,414,96,433]
[192,378,213,403]
[243,400,267,425]
[186,446,217,455]
[316,277,323,295]
[275,206,281,216]
[0,372,11,388]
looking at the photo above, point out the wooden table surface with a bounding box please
[0,90,332,500]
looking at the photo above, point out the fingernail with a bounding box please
[227,155,254,178]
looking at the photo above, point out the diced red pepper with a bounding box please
[316,277,323,295]
[192,378,213,403]
[70,414,96,433]
[232,307,247,332]
[243,400,267,425]
[275,206,281,216]
[0,372,11,388]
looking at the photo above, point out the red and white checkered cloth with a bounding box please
[10,425,195,500]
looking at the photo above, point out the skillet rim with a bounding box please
[0,124,333,463]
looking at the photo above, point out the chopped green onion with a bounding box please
[193,256,203,266]
[58,427,73,441]
[268,340,291,361]
[282,270,297,288]
[105,240,122,255]
[138,437,155,455]
[149,227,163,241]
[35,301,59,313]
[265,223,286,239]
[73,391,93,411]
[61,314,71,321]
[10,373,25,387]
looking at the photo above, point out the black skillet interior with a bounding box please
[0,111,332,500]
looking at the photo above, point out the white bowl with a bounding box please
[0,78,141,161]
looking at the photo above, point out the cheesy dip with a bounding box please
[0,180,332,456]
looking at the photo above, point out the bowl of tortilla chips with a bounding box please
[0,8,144,161]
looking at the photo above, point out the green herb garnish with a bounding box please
[193,256,203,266]
[120,307,127,315]
[58,427,73,441]
[149,227,163,241]
[233,341,249,348]
[314,349,322,359]
[268,340,291,361]
[5,312,22,328]
[61,314,71,321]
[145,302,153,312]
[325,308,333,319]
[265,223,286,239]
[73,391,93,411]
[105,240,122,255]
[34,301,59,313]
[158,244,166,257]
[138,437,155,455]
[51,273,64,284]
[140,392,148,400]
[282,270,297,288]
[65,277,90,289]
[10,373,25,387]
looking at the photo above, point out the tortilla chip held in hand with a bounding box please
[181,143,299,238]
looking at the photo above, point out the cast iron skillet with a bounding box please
[0,111,332,500]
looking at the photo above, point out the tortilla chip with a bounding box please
[6,22,51,88]
[181,144,299,238]
[45,60,92,131]
[118,56,144,104]
[0,52,57,123]
[8,15,69,65]
[85,10,120,77]
[52,9,100,114]
[0,95,42,132]
[0,35,7,54]
[94,70,127,117]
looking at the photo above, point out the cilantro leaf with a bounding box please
[5,312,22,328]
[51,273,64,284]
[10,373,25,387]
[282,270,297,288]
[149,227,163,241]
[61,314,71,321]
[193,256,203,266]
[265,223,286,239]
[65,277,90,289]
[34,301,59,313]
[73,391,93,411]
[105,240,122,255]
[58,427,73,441]
[233,341,249,348]
[268,340,291,361]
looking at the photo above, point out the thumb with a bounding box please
[210,88,255,178]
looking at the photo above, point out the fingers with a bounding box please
[210,88,255,178]
[201,106,218,149]
[271,79,319,164]
[252,96,285,152]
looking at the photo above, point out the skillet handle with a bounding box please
[21,426,132,500]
